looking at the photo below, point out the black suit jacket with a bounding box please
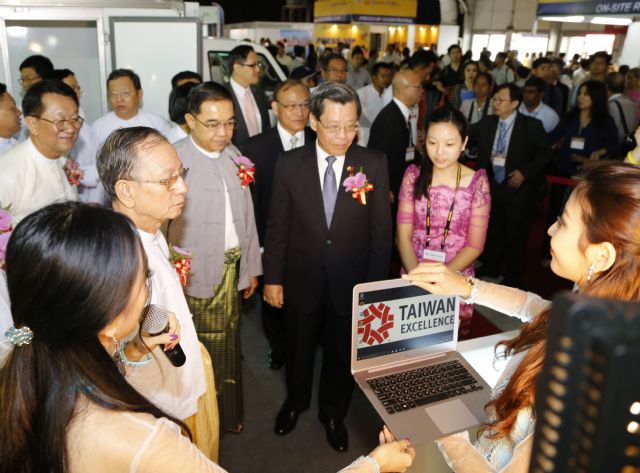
[243,126,316,244]
[367,100,412,196]
[263,143,392,315]
[223,81,271,151]
[470,112,551,186]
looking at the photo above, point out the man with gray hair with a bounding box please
[263,81,392,452]
[97,126,219,460]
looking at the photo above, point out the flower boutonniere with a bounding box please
[64,158,84,187]
[342,166,374,205]
[0,206,13,270]
[169,245,192,287]
[233,156,255,189]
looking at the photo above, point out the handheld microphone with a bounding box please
[141,304,186,367]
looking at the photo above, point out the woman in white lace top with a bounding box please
[404,162,640,472]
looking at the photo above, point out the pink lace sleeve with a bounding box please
[397,165,420,225]
[466,169,491,251]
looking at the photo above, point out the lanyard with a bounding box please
[426,163,461,250]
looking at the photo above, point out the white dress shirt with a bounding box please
[190,136,239,249]
[127,230,206,420]
[92,109,170,147]
[276,123,305,150]
[316,140,345,191]
[492,111,517,154]
[393,97,418,147]
[72,107,102,204]
[518,101,559,133]
[230,78,263,135]
[0,136,17,157]
[357,83,388,145]
[0,138,78,224]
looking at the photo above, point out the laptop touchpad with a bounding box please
[425,399,479,434]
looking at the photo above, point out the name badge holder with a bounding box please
[570,137,586,150]
[422,164,461,264]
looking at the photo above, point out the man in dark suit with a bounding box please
[368,68,423,203]
[471,83,551,288]
[223,45,271,150]
[243,79,316,370]
[263,82,392,452]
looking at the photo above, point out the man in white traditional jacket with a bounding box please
[0,80,80,224]
[97,126,219,460]
[92,69,170,146]
[0,83,21,157]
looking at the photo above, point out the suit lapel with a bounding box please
[330,146,360,231]
[299,144,327,230]
[506,113,522,161]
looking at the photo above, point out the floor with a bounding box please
[216,296,530,473]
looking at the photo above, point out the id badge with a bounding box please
[422,248,447,263]
[405,146,415,162]
[491,154,506,167]
[570,137,585,150]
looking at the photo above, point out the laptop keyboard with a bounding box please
[366,359,484,415]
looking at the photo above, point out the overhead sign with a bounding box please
[537,0,640,16]
[315,0,418,24]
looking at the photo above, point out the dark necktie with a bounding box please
[322,155,337,226]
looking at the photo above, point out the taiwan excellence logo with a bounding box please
[358,303,395,346]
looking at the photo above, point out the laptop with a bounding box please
[351,278,491,445]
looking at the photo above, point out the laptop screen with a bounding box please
[356,284,458,361]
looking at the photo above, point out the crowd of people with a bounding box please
[0,39,639,473]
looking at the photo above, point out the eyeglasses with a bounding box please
[238,62,263,69]
[33,116,85,132]
[19,75,41,85]
[326,68,347,74]
[133,167,190,191]
[317,120,359,135]
[277,101,310,112]
[192,115,238,131]
[108,90,135,99]
[492,96,512,104]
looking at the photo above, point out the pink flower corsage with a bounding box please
[169,245,192,287]
[0,206,13,270]
[64,159,84,187]
[342,166,374,205]
[233,155,255,189]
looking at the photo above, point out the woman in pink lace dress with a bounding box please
[397,107,491,337]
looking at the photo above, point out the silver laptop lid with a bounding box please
[351,279,460,374]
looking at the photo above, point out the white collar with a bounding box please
[27,136,62,165]
[498,111,517,126]
[230,78,250,98]
[392,97,414,121]
[190,135,221,159]
[277,123,305,147]
[315,140,345,161]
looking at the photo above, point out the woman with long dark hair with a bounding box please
[404,162,640,471]
[451,61,479,108]
[555,80,618,177]
[459,72,494,125]
[0,202,414,473]
[397,107,491,337]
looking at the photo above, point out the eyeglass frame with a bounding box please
[130,167,190,191]
[276,101,310,112]
[31,116,85,132]
[492,95,514,104]
[190,114,238,132]
[316,120,359,135]
[237,62,263,69]
[19,75,41,85]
